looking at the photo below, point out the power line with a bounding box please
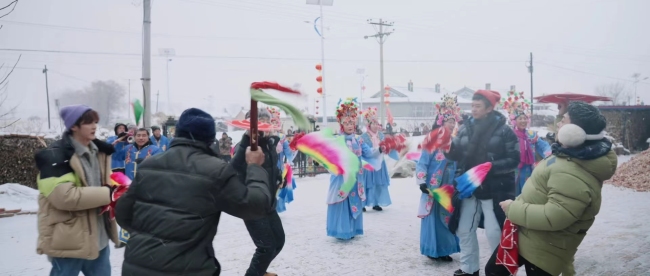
[537,61,650,85]
[0,19,357,41]
[0,48,524,63]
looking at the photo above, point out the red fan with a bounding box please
[421,127,452,153]
[289,132,306,151]
[380,134,408,153]
[226,119,279,132]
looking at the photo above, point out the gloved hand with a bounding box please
[102,184,130,219]
[419,183,429,194]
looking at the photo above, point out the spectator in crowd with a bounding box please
[149,125,170,151]
[35,105,119,276]
[107,122,128,173]
[219,132,233,162]
[445,90,520,276]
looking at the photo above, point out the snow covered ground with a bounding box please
[1,157,649,276]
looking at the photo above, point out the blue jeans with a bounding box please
[50,246,111,276]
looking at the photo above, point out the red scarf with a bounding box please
[496,219,519,275]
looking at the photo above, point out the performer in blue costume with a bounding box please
[500,91,551,196]
[360,107,392,211]
[415,94,461,262]
[326,98,381,240]
[113,128,163,181]
[111,127,163,247]
[149,125,170,151]
[268,107,297,213]
[107,123,128,173]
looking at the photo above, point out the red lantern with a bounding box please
[316,64,323,95]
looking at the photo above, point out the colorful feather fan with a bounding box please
[249,82,312,131]
[292,128,360,198]
[379,134,408,154]
[361,160,375,171]
[405,152,421,161]
[100,172,132,219]
[429,184,455,213]
[282,163,293,190]
[420,127,452,153]
[289,132,306,151]
[455,162,493,199]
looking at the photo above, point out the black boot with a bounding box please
[362,207,366,212]
[372,205,383,211]
[453,269,478,276]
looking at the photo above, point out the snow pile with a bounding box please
[608,150,650,192]
[0,184,39,213]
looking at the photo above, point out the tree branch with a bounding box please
[0,118,19,129]
[0,54,20,85]
[0,0,18,19]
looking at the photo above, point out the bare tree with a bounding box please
[0,0,20,129]
[152,111,169,126]
[595,82,629,105]
[58,80,127,126]
[25,115,45,134]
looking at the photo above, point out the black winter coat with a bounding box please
[115,138,273,276]
[231,133,281,212]
[446,111,520,200]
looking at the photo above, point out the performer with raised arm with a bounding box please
[415,94,461,262]
[360,107,392,212]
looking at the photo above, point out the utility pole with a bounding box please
[632,73,648,106]
[365,18,394,126]
[156,90,160,113]
[166,58,171,113]
[527,52,534,117]
[141,0,152,128]
[306,0,333,127]
[42,65,51,129]
[128,79,131,121]
[356,68,366,126]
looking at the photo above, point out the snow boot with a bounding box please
[372,206,383,211]
[453,269,478,276]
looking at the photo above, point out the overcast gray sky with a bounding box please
[1,0,649,120]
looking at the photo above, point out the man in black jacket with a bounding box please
[231,108,284,276]
[115,108,273,276]
[445,90,520,276]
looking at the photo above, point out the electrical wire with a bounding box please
[537,61,650,85]
[0,48,525,63]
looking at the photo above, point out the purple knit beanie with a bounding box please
[60,104,92,130]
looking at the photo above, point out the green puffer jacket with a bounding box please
[506,139,618,276]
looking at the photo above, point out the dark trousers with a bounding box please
[244,211,285,276]
[220,155,232,162]
[485,248,552,276]
[50,246,111,276]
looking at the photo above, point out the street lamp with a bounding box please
[306,0,333,126]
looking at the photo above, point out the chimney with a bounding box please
[510,85,516,91]
[485,83,491,90]
[408,80,413,92]
[435,83,440,93]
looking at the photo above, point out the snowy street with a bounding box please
[2,167,650,276]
